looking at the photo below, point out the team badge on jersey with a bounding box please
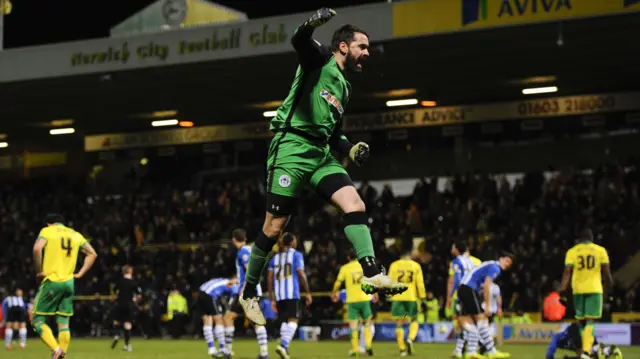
[320,89,344,115]
[279,174,291,187]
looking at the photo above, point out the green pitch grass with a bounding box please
[5,339,640,359]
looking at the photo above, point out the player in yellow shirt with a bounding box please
[559,228,613,359]
[32,214,98,359]
[446,241,481,359]
[388,249,426,356]
[332,251,376,357]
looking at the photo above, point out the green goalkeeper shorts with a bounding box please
[266,131,350,207]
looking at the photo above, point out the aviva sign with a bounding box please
[462,0,573,26]
[393,0,640,37]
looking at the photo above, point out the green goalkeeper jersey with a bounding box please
[270,25,352,148]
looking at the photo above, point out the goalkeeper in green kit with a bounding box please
[239,7,408,325]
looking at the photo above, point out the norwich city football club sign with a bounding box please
[0,3,393,82]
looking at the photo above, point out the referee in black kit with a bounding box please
[110,265,142,352]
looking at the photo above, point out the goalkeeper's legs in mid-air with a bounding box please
[239,151,408,325]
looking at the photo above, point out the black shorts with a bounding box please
[228,294,242,315]
[458,285,482,316]
[113,303,135,323]
[276,299,300,320]
[198,291,225,316]
[6,307,26,322]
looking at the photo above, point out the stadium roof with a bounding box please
[1,13,639,139]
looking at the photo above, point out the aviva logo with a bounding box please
[462,0,573,26]
[462,0,489,25]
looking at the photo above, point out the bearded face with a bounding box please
[343,32,369,74]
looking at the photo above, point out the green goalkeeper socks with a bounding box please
[344,212,375,259]
[243,231,276,298]
[245,247,268,285]
[345,223,375,259]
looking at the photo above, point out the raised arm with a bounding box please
[292,8,335,69]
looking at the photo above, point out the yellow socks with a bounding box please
[363,324,373,349]
[409,321,419,341]
[582,323,595,353]
[396,325,406,350]
[350,329,359,353]
[58,329,71,353]
[35,323,60,352]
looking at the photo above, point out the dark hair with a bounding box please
[346,249,356,261]
[331,24,369,52]
[281,232,296,246]
[579,227,593,242]
[500,251,516,261]
[454,240,468,254]
[232,228,247,242]
[44,213,64,225]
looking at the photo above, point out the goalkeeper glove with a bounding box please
[304,7,337,28]
[349,142,370,166]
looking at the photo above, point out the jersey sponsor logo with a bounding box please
[278,174,291,187]
[320,89,344,115]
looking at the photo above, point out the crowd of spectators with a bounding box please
[2,162,640,336]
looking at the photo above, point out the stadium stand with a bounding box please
[2,160,640,336]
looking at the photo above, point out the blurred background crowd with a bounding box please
[2,160,640,337]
